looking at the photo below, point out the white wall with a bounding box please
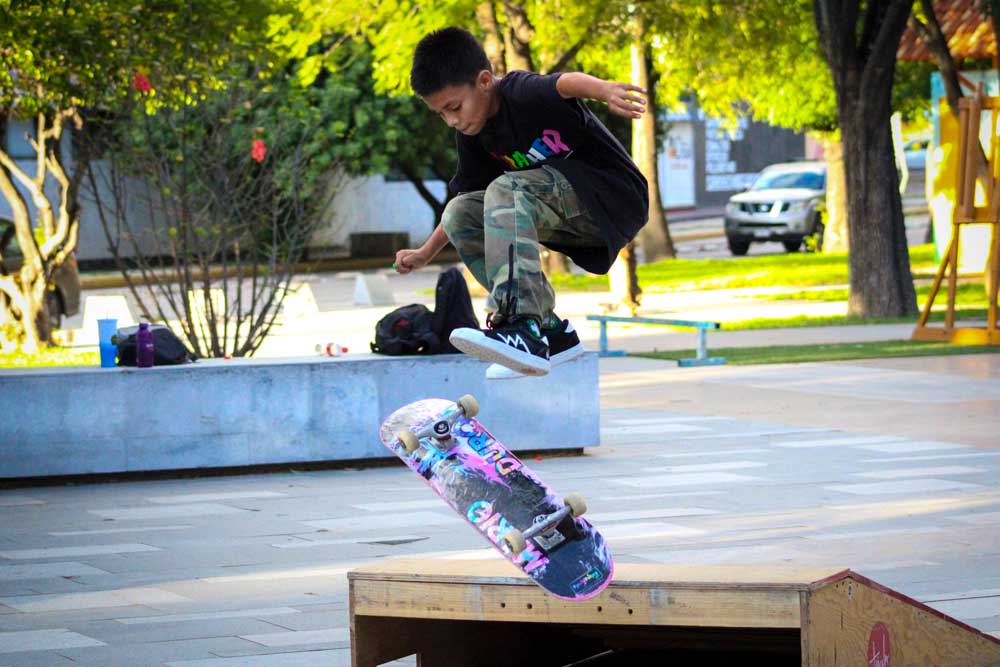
[310,173,447,253]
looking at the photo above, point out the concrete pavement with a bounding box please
[1,354,999,665]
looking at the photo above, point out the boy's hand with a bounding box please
[603,82,647,119]
[393,247,430,274]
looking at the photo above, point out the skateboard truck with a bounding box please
[504,493,588,556]
[395,394,479,455]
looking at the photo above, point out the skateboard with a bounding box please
[379,395,613,601]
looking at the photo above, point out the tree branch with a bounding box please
[476,1,506,75]
[502,0,535,71]
[547,35,588,74]
[911,0,962,113]
[864,0,912,75]
[398,161,445,218]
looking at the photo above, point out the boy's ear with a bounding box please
[476,69,494,90]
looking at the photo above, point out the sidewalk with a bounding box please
[0,355,997,665]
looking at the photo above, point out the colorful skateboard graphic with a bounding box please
[379,396,613,601]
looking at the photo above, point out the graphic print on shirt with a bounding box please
[490,128,571,169]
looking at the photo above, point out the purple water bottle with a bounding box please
[136,322,155,368]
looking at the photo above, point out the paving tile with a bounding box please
[88,504,247,521]
[0,498,45,508]
[608,472,760,488]
[146,492,288,505]
[854,466,985,480]
[859,441,971,454]
[239,627,349,647]
[167,649,349,666]
[0,563,107,580]
[825,479,982,496]
[772,435,904,449]
[117,607,301,625]
[49,525,192,537]
[0,544,160,560]
[0,629,104,653]
[0,587,189,612]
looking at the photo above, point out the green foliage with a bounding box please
[1,0,293,118]
[636,1,838,132]
[0,346,98,368]
[315,42,455,181]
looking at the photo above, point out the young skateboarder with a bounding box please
[393,27,649,377]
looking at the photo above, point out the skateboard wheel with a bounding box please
[564,493,587,518]
[396,430,420,455]
[456,394,479,418]
[503,528,527,555]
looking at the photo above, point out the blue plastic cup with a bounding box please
[97,318,117,368]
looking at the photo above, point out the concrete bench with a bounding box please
[585,314,726,366]
[0,352,599,480]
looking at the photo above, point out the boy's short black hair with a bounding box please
[410,27,492,97]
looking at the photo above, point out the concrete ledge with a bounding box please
[0,352,599,480]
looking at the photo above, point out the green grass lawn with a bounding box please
[0,347,98,368]
[550,244,939,293]
[720,307,991,331]
[754,281,993,307]
[636,340,1000,366]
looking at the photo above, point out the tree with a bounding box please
[638,1,925,317]
[630,12,675,263]
[814,0,918,317]
[0,0,288,352]
[84,58,337,358]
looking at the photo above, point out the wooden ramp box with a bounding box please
[349,559,1000,667]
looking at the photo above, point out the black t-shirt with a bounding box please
[449,71,648,275]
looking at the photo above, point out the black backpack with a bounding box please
[370,303,441,355]
[115,324,195,366]
[432,267,479,354]
[370,268,480,356]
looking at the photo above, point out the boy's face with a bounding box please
[421,70,497,136]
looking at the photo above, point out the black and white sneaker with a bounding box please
[449,314,551,376]
[486,319,584,380]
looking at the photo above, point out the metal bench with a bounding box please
[585,314,726,366]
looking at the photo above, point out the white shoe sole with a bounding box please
[486,343,585,380]
[449,328,550,376]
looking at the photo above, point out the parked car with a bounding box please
[903,137,929,171]
[0,217,81,331]
[723,161,826,256]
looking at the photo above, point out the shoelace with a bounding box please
[488,244,518,330]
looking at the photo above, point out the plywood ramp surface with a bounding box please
[350,559,843,628]
[349,558,1000,667]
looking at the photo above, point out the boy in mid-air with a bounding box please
[394,27,648,378]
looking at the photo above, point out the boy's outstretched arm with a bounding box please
[556,73,647,119]
[393,223,450,274]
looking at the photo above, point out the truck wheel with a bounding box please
[727,236,751,256]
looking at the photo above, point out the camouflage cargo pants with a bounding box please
[441,165,604,324]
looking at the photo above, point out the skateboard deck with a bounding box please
[379,396,613,601]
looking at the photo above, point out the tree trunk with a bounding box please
[502,0,535,72]
[0,110,82,351]
[476,2,506,75]
[817,136,848,253]
[398,161,446,223]
[631,15,675,261]
[815,0,916,318]
[608,240,642,313]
